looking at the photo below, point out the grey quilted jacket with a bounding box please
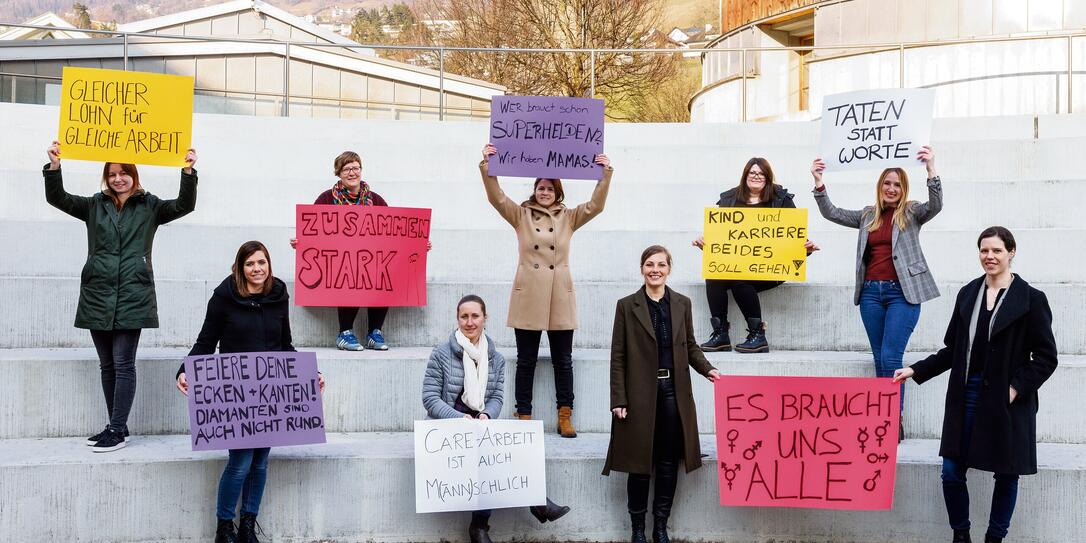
[422,331,506,420]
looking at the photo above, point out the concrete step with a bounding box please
[1,432,1082,542]
[4,348,1082,444]
[2,221,1080,285]
[3,278,1084,354]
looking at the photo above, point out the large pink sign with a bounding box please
[294,205,430,307]
[714,376,900,510]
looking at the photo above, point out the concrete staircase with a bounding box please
[1,102,1083,542]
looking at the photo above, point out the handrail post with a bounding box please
[1068,35,1074,114]
[741,47,747,122]
[282,40,291,117]
[899,43,905,88]
[122,33,128,70]
[439,47,445,121]
[590,49,596,98]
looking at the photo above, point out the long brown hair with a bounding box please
[867,168,912,232]
[100,163,143,209]
[232,241,274,298]
[736,157,777,204]
[523,178,565,207]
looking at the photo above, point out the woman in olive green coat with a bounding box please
[43,140,197,452]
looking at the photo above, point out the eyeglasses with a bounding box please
[341,166,361,173]
[747,171,766,179]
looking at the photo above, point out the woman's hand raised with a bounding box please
[811,158,826,188]
[594,154,611,169]
[481,143,496,162]
[47,141,61,170]
[183,148,197,174]
[917,145,936,178]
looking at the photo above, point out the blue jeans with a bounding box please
[216,448,271,520]
[941,376,1019,539]
[858,280,920,408]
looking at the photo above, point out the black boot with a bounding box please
[468,516,493,543]
[699,317,732,352]
[734,317,769,353]
[652,515,670,543]
[899,413,905,443]
[214,519,238,543]
[630,511,648,543]
[953,529,972,543]
[236,513,260,543]
[983,535,1002,543]
[529,497,571,523]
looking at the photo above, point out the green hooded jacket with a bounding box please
[43,166,198,330]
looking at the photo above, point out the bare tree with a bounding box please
[414,0,677,120]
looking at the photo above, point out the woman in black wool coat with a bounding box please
[894,226,1057,543]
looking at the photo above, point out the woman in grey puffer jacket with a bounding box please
[422,295,571,543]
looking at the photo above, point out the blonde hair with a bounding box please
[867,168,912,232]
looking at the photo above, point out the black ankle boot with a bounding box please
[214,519,238,543]
[529,497,571,523]
[236,513,260,543]
[652,515,670,543]
[734,318,769,353]
[899,413,905,443]
[953,528,972,543]
[630,512,648,543]
[983,535,1002,543]
[468,517,493,543]
[699,317,732,352]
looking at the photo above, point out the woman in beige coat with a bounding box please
[480,143,612,438]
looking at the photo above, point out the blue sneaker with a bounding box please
[366,329,389,351]
[336,330,364,351]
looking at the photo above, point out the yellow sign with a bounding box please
[58,67,194,167]
[701,207,809,281]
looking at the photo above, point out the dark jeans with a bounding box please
[217,447,271,520]
[514,328,574,414]
[858,280,920,409]
[89,328,142,432]
[628,377,683,519]
[704,279,782,322]
[337,306,388,334]
[942,376,1020,539]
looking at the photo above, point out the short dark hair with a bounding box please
[640,245,672,267]
[457,294,487,316]
[334,151,362,176]
[232,240,273,297]
[977,226,1016,252]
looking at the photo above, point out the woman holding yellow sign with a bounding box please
[42,140,197,453]
[693,158,818,354]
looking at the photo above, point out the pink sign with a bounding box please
[294,205,430,307]
[715,376,900,510]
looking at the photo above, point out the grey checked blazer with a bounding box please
[813,176,943,305]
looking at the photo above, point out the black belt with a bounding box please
[657,369,671,379]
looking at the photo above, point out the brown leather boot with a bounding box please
[557,406,577,438]
[514,412,532,421]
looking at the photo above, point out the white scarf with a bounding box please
[455,329,489,413]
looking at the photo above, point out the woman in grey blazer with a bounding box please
[810,147,942,439]
[422,295,570,543]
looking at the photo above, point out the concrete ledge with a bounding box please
[1,432,1082,542]
[3,348,1082,444]
[2,278,1084,355]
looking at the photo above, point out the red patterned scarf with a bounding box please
[332,180,373,206]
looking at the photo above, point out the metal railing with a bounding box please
[1,21,1084,121]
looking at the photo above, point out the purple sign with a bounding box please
[488,95,605,180]
[184,351,326,451]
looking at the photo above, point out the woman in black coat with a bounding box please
[692,157,818,353]
[894,227,1057,543]
[175,241,324,543]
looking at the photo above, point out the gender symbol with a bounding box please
[742,440,763,460]
[867,452,889,464]
[721,463,741,490]
[726,429,739,453]
[856,427,870,453]
[874,420,891,447]
[863,469,882,492]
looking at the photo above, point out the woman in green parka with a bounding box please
[43,140,198,453]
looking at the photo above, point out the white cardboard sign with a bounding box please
[819,88,935,172]
[414,419,546,513]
